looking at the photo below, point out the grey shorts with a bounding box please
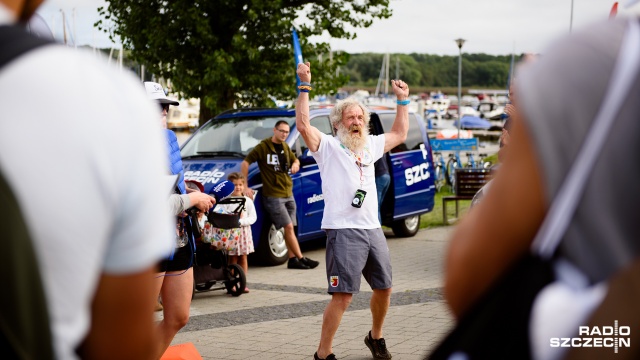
[325,228,392,294]
[262,196,297,229]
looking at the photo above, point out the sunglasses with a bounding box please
[159,103,170,112]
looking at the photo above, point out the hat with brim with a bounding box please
[144,81,179,106]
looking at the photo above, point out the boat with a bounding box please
[454,116,492,130]
[425,92,450,119]
[167,98,200,131]
[435,129,474,139]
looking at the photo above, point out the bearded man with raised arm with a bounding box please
[295,61,409,360]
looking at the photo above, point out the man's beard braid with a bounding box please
[336,122,369,152]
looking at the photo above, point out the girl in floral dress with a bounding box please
[205,172,256,293]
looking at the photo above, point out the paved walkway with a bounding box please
[162,227,455,359]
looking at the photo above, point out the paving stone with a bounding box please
[168,227,455,359]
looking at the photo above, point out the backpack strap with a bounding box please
[0,170,54,359]
[0,24,54,360]
[0,25,53,70]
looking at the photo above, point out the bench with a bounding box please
[442,168,494,224]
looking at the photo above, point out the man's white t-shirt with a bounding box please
[310,133,385,229]
[0,15,174,359]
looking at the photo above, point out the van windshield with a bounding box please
[181,116,295,158]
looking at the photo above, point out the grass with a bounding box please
[419,187,472,229]
[483,152,499,167]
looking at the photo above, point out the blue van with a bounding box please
[181,107,436,265]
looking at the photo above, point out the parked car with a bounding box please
[181,108,436,265]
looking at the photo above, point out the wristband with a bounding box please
[298,85,312,92]
[397,99,410,106]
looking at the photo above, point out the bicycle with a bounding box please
[477,153,492,169]
[445,152,459,190]
[465,152,492,169]
[432,151,447,192]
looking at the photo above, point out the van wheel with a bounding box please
[391,215,420,237]
[256,223,289,266]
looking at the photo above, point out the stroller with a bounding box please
[188,197,247,297]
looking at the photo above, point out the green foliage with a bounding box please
[96,0,391,121]
[344,53,521,90]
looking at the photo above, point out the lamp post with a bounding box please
[455,38,466,139]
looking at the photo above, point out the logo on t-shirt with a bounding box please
[267,153,280,166]
[267,153,283,172]
[330,276,339,287]
[267,153,289,172]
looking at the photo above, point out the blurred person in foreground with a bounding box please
[0,1,174,359]
[145,81,215,359]
[444,17,640,360]
[296,61,409,360]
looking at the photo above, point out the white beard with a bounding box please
[336,123,369,152]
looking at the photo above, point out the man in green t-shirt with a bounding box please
[241,120,319,270]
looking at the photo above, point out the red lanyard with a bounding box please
[356,161,364,188]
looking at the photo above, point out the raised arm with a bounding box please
[295,62,323,152]
[383,80,410,153]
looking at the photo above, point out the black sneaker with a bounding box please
[364,331,392,359]
[300,256,320,269]
[287,257,310,269]
[314,352,337,360]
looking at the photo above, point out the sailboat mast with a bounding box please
[118,44,123,71]
[507,43,515,91]
[384,53,389,95]
[73,8,77,49]
[61,10,67,45]
[375,54,386,97]
[569,0,574,33]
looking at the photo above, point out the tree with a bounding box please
[341,53,514,90]
[97,0,391,122]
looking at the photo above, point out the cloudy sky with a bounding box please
[36,0,639,55]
